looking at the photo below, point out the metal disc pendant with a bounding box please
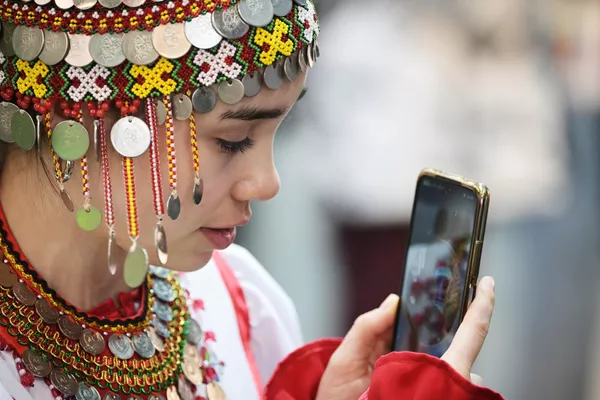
[218,79,244,105]
[153,299,173,322]
[151,317,170,338]
[184,14,223,50]
[206,382,227,400]
[211,6,250,40]
[132,331,156,358]
[152,23,191,60]
[111,116,151,158]
[90,33,126,68]
[147,326,165,352]
[76,205,102,231]
[108,334,134,360]
[272,0,293,17]
[122,31,158,65]
[52,120,90,161]
[156,100,167,125]
[237,0,274,27]
[35,298,59,324]
[73,0,97,10]
[76,382,102,400]
[98,0,122,7]
[11,110,36,151]
[58,315,83,340]
[0,265,17,288]
[192,87,217,113]
[193,179,203,205]
[166,386,180,400]
[182,354,203,385]
[149,395,166,400]
[263,63,284,90]
[149,265,170,279]
[284,55,299,82]
[177,378,194,400]
[103,393,123,400]
[155,223,168,265]
[0,23,17,57]
[60,189,75,212]
[12,26,45,62]
[123,245,149,288]
[242,72,262,97]
[173,94,193,120]
[80,329,106,355]
[0,102,19,143]
[66,34,94,67]
[186,319,203,345]
[107,229,118,275]
[22,349,52,377]
[13,281,37,306]
[50,369,78,396]
[293,0,307,5]
[298,47,308,72]
[152,279,175,302]
[306,44,314,68]
[167,192,181,220]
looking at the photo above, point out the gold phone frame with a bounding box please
[418,168,490,323]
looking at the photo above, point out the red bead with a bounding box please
[33,103,41,113]
[115,99,123,108]
[15,92,23,99]
[20,372,35,387]
[89,109,97,117]
[73,103,81,111]
[101,102,110,111]
[132,98,141,106]
[128,105,137,114]
[60,101,69,110]
[96,109,105,118]
[120,106,128,116]
[32,97,39,104]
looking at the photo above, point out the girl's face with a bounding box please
[66,73,307,272]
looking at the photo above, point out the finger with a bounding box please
[470,373,484,386]
[441,276,495,379]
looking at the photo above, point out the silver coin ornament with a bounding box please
[166,192,181,220]
[218,79,245,105]
[90,33,126,68]
[193,179,203,205]
[238,0,274,27]
[122,30,158,66]
[153,279,176,302]
[38,30,69,66]
[186,319,203,345]
[132,332,156,359]
[108,334,134,360]
[149,265,171,279]
[0,23,16,57]
[272,0,293,17]
[11,110,36,151]
[211,6,250,40]
[153,299,173,322]
[122,0,145,6]
[65,34,93,67]
[306,43,314,68]
[98,0,122,8]
[55,0,74,9]
[156,100,167,125]
[73,0,97,10]
[192,87,217,113]
[184,14,223,50]
[292,0,307,5]
[12,26,45,62]
[284,55,299,82]
[263,63,284,90]
[155,223,168,265]
[173,94,192,120]
[298,47,308,72]
[0,102,19,143]
[151,317,171,339]
[76,383,101,400]
[242,72,262,97]
[111,116,151,158]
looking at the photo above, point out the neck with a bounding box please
[0,153,131,311]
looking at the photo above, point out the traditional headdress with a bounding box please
[0,0,320,286]
[0,0,319,399]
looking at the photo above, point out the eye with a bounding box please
[215,137,255,154]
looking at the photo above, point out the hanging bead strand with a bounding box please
[100,116,118,275]
[147,98,168,265]
[165,96,180,220]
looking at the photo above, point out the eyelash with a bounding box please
[216,137,255,154]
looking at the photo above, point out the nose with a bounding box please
[231,160,281,202]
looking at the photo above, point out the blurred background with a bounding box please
[237,0,600,398]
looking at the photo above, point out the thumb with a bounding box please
[441,276,495,379]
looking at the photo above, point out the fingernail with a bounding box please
[379,294,397,310]
[481,276,495,291]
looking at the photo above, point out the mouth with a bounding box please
[199,220,248,250]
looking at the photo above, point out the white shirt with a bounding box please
[0,244,303,400]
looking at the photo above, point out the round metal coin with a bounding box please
[38,30,69,65]
[73,0,96,10]
[184,14,223,50]
[192,87,217,113]
[211,6,250,40]
[182,357,203,385]
[22,349,51,377]
[12,26,44,62]
[283,55,299,81]
[193,179,203,205]
[34,0,52,5]
[0,23,17,57]
[156,100,167,125]
[0,266,17,288]
[11,110,36,151]
[151,317,170,338]
[65,34,93,67]
[149,395,166,400]
[123,245,149,288]
[186,319,203,345]
[306,43,314,68]
[58,315,83,340]
[76,382,101,400]
[173,94,192,120]
[206,382,227,400]
[292,0,306,5]
[238,0,274,27]
[132,331,156,358]
[55,0,74,9]
[155,223,168,265]
[272,0,293,17]
[166,192,180,220]
[0,102,18,143]
[242,72,262,97]
[50,369,78,396]
[98,0,121,7]
[90,33,126,68]
[52,120,90,161]
[110,116,151,158]
[122,0,145,6]
[152,23,191,59]
[147,326,165,352]
[166,387,180,400]
[80,329,106,355]
[35,298,59,324]
[218,79,244,105]
[122,30,159,65]
[263,63,283,90]
[298,47,308,72]
[152,279,175,302]
[153,299,173,322]
[108,334,134,360]
[76,205,102,231]
[104,393,123,400]
[149,265,170,279]
[13,281,37,306]
[177,378,194,400]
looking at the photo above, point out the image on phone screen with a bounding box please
[392,176,478,357]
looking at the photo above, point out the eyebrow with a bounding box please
[219,106,289,121]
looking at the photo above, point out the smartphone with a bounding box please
[391,168,490,357]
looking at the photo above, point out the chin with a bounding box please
[147,248,214,272]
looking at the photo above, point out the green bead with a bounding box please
[76,205,102,231]
[51,121,89,161]
[124,246,149,288]
[11,110,35,151]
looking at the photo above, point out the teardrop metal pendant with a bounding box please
[154,223,168,265]
[123,244,149,289]
[193,179,203,205]
[107,230,118,276]
[167,192,180,220]
[60,189,74,212]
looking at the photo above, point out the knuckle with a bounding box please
[353,313,371,329]
[475,319,490,338]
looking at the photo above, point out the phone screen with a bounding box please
[392,176,478,357]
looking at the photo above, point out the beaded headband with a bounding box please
[0,0,320,287]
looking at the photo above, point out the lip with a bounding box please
[200,227,237,250]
